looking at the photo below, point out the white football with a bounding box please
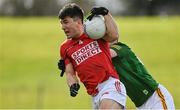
[84,15,106,39]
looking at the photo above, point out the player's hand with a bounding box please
[91,7,109,16]
[87,7,109,21]
[70,83,80,97]
[58,59,65,77]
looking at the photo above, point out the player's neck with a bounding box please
[74,26,84,39]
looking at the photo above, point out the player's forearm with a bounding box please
[65,63,79,87]
[103,13,119,42]
[66,72,79,87]
[64,63,80,97]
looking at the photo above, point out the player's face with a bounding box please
[60,16,81,39]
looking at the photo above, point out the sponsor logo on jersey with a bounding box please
[71,41,102,65]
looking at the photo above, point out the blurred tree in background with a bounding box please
[0,0,62,16]
[0,0,180,16]
[121,0,180,16]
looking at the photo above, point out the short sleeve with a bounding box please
[60,45,70,66]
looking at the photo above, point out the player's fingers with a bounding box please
[87,14,94,21]
[70,90,78,97]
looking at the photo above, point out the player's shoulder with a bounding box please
[111,42,123,50]
[111,42,129,49]
[60,39,73,57]
[111,42,131,55]
[60,39,73,49]
[96,38,108,47]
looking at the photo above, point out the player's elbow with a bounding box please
[103,34,118,42]
[112,32,119,41]
[109,33,119,42]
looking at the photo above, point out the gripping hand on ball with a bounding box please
[91,7,109,16]
[87,7,109,21]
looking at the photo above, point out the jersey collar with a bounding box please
[72,33,88,41]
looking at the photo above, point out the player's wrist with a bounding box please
[70,83,80,97]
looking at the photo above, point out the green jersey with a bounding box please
[111,42,158,107]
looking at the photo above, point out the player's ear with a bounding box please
[77,18,83,25]
[73,17,81,24]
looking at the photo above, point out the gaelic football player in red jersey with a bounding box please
[58,3,126,109]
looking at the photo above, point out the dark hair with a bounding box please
[58,3,84,23]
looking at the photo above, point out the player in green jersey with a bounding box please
[110,42,175,109]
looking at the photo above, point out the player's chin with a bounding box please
[66,35,72,39]
[66,35,74,39]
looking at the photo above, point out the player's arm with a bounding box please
[65,62,80,97]
[87,7,119,42]
[59,45,80,97]
[103,13,119,42]
[65,62,78,87]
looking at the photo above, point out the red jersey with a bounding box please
[60,33,119,95]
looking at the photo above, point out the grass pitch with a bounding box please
[0,16,180,109]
